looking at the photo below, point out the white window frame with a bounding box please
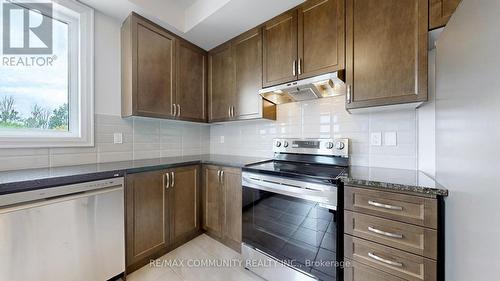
[0,0,94,148]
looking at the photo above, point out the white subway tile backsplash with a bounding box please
[210,96,418,170]
[0,114,210,171]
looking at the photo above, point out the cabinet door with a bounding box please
[126,170,169,269]
[345,0,428,109]
[170,165,200,245]
[208,43,234,122]
[430,0,461,29]
[221,167,242,251]
[136,20,175,118]
[298,0,345,79]
[263,10,298,87]
[202,165,223,237]
[176,40,207,122]
[233,28,263,120]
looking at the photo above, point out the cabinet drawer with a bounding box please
[344,211,437,259]
[344,259,406,281]
[344,186,438,229]
[345,235,437,281]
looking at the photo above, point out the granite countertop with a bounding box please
[0,154,269,196]
[0,155,448,199]
[341,166,448,198]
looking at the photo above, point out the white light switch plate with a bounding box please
[113,133,123,144]
[384,131,397,146]
[370,132,382,146]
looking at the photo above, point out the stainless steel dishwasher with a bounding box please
[0,177,125,281]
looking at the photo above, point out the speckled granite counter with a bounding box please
[341,166,448,198]
[0,154,269,196]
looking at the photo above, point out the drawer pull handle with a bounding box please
[368,200,403,211]
[368,226,404,239]
[368,252,403,268]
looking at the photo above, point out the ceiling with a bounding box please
[79,0,304,50]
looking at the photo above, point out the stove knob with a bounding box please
[276,141,282,147]
[283,141,289,148]
[326,142,334,149]
[335,141,345,150]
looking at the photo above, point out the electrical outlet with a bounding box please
[384,131,397,146]
[220,136,225,144]
[113,133,123,144]
[370,132,382,146]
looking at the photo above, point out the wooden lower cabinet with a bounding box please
[202,165,223,237]
[170,165,201,247]
[125,169,170,272]
[125,165,200,273]
[220,167,242,251]
[343,185,443,281]
[344,260,406,281]
[202,165,242,252]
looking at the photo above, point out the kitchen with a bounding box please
[0,0,497,281]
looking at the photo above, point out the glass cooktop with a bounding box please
[244,160,347,181]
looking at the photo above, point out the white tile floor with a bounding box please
[127,234,264,281]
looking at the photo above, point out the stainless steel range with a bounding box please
[241,138,349,281]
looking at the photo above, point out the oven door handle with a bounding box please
[242,175,337,208]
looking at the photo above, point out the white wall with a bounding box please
[94,12,122,116]
[435,0,500,280]
[417,49,437,177]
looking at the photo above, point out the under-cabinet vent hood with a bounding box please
[259,72,346,105]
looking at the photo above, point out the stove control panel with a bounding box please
[273,138,349,157]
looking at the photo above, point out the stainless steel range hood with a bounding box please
[259,71,346,105]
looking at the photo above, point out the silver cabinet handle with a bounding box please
[220,170,224,184]
[368,252,403,268]
[228,106,231,118]
[368,226,403,239]
[298,59,302,75]
[346,85,352,104]
[292,60,297,76]
[177,104,181,117]
[172,104,177,117]
[164,173,170,189]
[231,106,235,118]
[217,170,221,182]
[171,172,175,188]
[368,200,403,211]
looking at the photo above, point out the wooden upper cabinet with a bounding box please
[430,0,461,30]
[345,0,428,110]
[176,40,207,122]
[263,10,298,87]
[170,165,200,245]
[298,0,345,79]
[122,13,175,118]
[208,43,235,122]
[233,28,263,120]
[125,170,170,270]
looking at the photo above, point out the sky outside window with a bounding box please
[0,4,69,131]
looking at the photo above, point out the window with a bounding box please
[0,0,94,147]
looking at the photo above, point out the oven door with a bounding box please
[242,172,339,281]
